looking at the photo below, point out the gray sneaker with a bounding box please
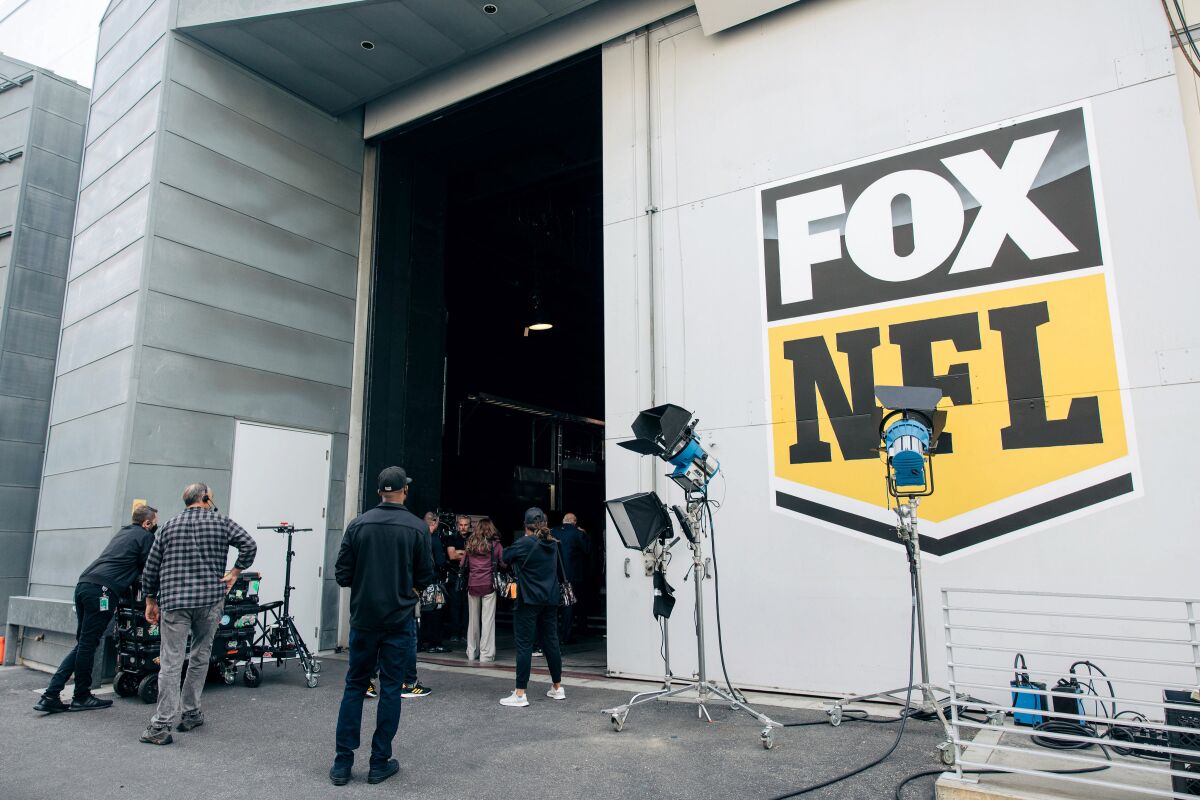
[139,725,173,745]
[176,713,204,732]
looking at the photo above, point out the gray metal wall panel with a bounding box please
[0,486,38,531]
[167,39,363,173]
[20,186,75,240]
[0,395,48,443]
[0,351,54,399]
[129,404,235,469]
[60,241,142,326]
[12,227,71,277]
[0,185,18,227]
[8,267,65,317]
[99,0,159,61]
[323,520,343,577]
[0,439,43,485]
[92,0,169,99]
[147,238,354,342]
[41,405,125,477]
[124,463,231,521]
[16,627,74,662]
[48,348,132,425]
[157,132,360,255]
[0,86,33,120]
[142,291,353,388]
[0,109,30,152]
[153,185,356,298]
[27,112,85,166]
[24,150,82,200]
[56,294,138,375]
[0,235,10,267]
[163,84,362,213]
[74,135,154,233]
[87,37,166,146]
[0,265,6,312]
[27,525,114,584]
[3,307,59,358]
[68,186,148,279]
[0,531,34,576]
[319,577,339,645]
[79,87,160,190]
[34,77,90,125]
[0,160,23,193]
[138,347,350,434]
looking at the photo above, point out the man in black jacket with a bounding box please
[34,504,158,714]
[331,466,436,787]
[552,512,589,644]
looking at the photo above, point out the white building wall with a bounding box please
[602,0,1200,696]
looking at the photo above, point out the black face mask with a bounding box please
[210,505,220,515]
[147,524,158,534]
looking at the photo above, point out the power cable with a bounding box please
[1162,0,1200,77]
[766,599,918,799]
[1174,0,1200,63]
[703,490,749,704]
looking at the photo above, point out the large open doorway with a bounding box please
[363,54,606,662]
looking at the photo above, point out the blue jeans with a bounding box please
[334,618,416,768]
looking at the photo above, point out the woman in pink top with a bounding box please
[461,517,504,662]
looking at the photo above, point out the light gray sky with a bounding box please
[0,0,108,86]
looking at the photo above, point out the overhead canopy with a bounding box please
[175,0,602,115]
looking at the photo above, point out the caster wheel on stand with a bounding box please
[222,668,236,686]
[938,742,956,767]
[306,673,319,688]
[761,729,775,750]
[829,705,843,727]
[242,664,262,687]
[610,713,626,732]
[310,661,322,674]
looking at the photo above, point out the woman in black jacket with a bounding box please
[500,507,565,707]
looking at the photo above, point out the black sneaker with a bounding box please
[69,695,113,711]
[139,726,173,746]
[33,694,69,714]
[429,645,448,653]
[400,683,431,698]
[532,649,544,658]
[365,681,378,699]
[176,713,204,732]
[367,759,400,785]
[329,763,351,786]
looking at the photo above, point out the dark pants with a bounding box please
[417,606,443,648]
[46,583,113,700]
[447,585,467,638]
[558,604,575,644]
[513,603,562,691]
[404,615,418,686]
[335,618,415,768]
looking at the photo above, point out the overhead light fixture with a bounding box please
[524,294,553,335]
[482,3,499,14]
[360,40,375,50]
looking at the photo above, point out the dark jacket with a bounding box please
[78,523,156,598]
[502,535,560,607]
[336,502,436,631]
[552,524,588,585]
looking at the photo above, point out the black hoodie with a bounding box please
[502,534,560,607]
[336,502,436,631]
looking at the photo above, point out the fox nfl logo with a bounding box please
[757,104,1137,556]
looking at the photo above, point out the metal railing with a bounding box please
[942,588,1200,799]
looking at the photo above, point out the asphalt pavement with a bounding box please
[0,659,950,800]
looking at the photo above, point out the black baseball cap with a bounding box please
[377,466,412,493]
[523,507,546,527]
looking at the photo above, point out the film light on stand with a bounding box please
[606,491,673,551]
[617,404,720,491]
[874,385,945,498]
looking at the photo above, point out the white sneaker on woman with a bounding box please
[500,691,530,707]
[546,686,566,700]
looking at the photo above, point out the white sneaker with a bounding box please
[546,686,566,701]
[500,691,530,708]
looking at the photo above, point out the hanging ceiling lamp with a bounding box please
[525,293,553,335]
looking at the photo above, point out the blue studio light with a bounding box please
[884,417,931,488]
[667,437,720,491]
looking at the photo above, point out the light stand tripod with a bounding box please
[604,500,783,749]
[254,524,322,688]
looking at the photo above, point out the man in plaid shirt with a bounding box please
[139,482,256,745]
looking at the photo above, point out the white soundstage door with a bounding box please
[228,422,332,644]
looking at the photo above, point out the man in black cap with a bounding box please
[331,466,436,787]
[34,503,159,713]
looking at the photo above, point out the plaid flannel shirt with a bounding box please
[142,507,256,611]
